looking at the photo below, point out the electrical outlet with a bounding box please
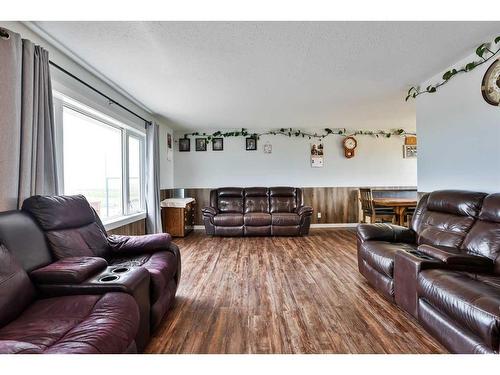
[317,212,322,219]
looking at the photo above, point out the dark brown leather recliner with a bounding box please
[358,190,500,353]
[0,235,140,354]
[20,195,181,334]
[357,190,487,301]
[202,187,312,236]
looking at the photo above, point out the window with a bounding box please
[54,94,146,224]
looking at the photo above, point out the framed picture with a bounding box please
[167,133,172,149]
[403,145,417,158]
[263,142,272,154]
[246,137,257,151]
[179,138,190,152]
[196,138,207,151]
[212,137,224,151]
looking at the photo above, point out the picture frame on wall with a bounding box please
[212,137,224,151]
[246,137,257,151]
[167,133,172,149]
[179,138,190,152]
[196,138,207,151]
[403,144,417,158]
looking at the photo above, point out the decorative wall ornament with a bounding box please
[481,58,500,106]
[263,142,272,154]
[406,36,500,101]
[311,143,324,168]
[182,127,414,142]
[403,145,417,159]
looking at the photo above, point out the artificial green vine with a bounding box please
[406,35,500,101]
[183,128,415,142]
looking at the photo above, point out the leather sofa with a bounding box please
[357,190,500,353]
[0,194,182,353]
[202,187,313,236]
[0,243,139,354]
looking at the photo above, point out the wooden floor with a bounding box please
[145,229,446,354]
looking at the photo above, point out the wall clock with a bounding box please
[343,136,357,158]
[481,58,500,106]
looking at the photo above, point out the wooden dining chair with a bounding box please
[358,188,396,224]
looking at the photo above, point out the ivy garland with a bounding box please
[406,35,500,101]
[183,127,415,142]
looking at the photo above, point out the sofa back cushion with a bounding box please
[0,244,35,327]
[416,190,487,248]
[244,187,269,213]
[216,188,244,214]
[0,211,52,272]
[461,193,500,272]
[22,195,109,260]
[269,187,299,213]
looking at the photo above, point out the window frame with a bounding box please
[53,92,147,229]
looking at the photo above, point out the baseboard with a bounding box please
[193,223,358,230]
[310,223,359,228]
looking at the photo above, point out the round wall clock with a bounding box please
[481,58,500,106]
[343,136,357,158]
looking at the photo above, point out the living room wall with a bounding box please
[173,128,417,188]
[417,49,500,193]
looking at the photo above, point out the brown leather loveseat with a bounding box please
[202,187,312,236]
[357,190,500,353]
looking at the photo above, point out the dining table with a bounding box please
[372,197,417,226]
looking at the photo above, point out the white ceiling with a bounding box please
[33,21,499,130]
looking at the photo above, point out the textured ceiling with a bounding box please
[33,21,499,130]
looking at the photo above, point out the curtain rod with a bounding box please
[49,61,152,127]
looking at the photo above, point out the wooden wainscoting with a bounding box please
[108,219,146,235]
[160,186,416,225]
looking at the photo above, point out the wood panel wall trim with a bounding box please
[161,186,416,226]
[107,219,146,236]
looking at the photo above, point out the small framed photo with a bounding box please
[212,137,224,151]
[246,137,257,151]
[167,133,172,149]
[196,138,207,151]
[403,145,417,158]
[179,138,190,152]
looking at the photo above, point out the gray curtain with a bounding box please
[145,121,162,234]
[0,27,58,211]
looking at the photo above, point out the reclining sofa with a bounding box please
[202,187,313,236]
[0,194,181,353]
[357,190,500,353]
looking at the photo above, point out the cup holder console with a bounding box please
[99,275,120,283]
[112,267,130,274]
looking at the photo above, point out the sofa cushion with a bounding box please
[271,212,300,226]
[213,213,244,226]
[244,187,269,213]
[359,241,417,278]
[216,188,244,213]
[22,195,96,231]
[45,222,110,259]
[418,211,475,248]
[269,187,297,213]
[426,190,487,217]
[418,269,500,350]
[244,213,271,226]
[0,293,139,354]
[0,245,35,327]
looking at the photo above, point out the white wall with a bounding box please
[173,129,417,188]
[417,52,500,193]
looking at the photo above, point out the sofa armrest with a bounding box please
[30,257,108,284]
[357,223,416,244]
[202,207,217,216]
[108,233,172,255]
[418,244,494,268]
[297,206,313,216]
